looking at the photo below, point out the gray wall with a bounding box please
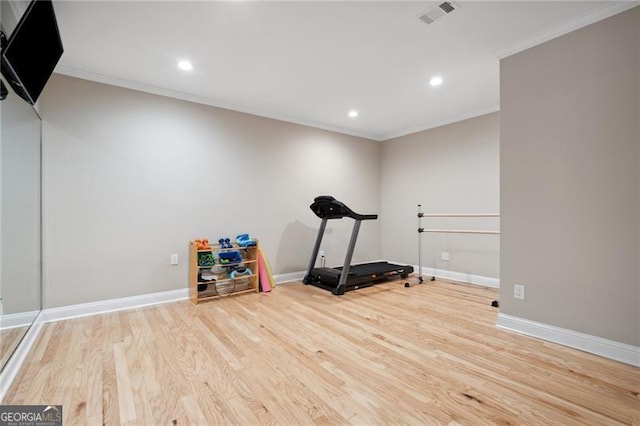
[1,92,41,315]
[1,0,43,317]
[0,0,27,37]
[41,74,382,308]
[380,113,500,279]
[500,7,639,346]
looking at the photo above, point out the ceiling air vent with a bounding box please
[439,2,456,14]
[418,1,460,26]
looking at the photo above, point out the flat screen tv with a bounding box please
[1,0,64,105]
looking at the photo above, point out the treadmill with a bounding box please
[303,196,414,295]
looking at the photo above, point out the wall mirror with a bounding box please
[0,66,42,373]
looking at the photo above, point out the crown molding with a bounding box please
[54,2,639,144]
[55,66,381,141]
[497,1,640,59]
[55,65,498,142]
[381,105,500,141]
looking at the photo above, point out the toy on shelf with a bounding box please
[199,270,218,282]
[197,270,217,292]
[218,250,242,264]
[218,237,232,248]
[236,233,257,247]
[197,251,215,267]
[229,266,253,280]
[195,238,211,250]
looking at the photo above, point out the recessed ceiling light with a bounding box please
[430,76,443,86]
[348,110,359,118]
[177,60,193,71]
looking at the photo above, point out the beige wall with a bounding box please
[500,7,639,346]
[41,75,500,310]
[40,74,382,308]
[380,113,500,279]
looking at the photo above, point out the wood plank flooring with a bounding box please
[4,280,639,425]
[1,326,28,370]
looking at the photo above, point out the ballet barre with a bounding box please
[406,205,500,287]
[419,229,500,235]
[419,213,500,218]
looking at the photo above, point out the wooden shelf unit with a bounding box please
[189,239,259,304]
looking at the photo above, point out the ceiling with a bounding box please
[53,1,637,141]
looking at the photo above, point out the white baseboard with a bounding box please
[0,311,45,403]
[0,310,40,330]
[413,265,500,288]
[273,271,305,284]
[42,288,189,323]
[496,313,640,367]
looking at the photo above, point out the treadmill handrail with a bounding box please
[309,195,378,221]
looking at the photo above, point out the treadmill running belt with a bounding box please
[335,261,408,275]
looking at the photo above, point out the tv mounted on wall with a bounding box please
[1,0,64,105]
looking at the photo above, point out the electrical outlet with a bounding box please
[514,284,525,300]
[170,254,179,265]
[441,251,450,261]
[319,250,325,257]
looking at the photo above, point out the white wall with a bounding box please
[380,113,500,280]
[41,74,382,308]
[500,6,639,346]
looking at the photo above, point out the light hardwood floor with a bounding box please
[4,280,639,425]
[1,326,29,370]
